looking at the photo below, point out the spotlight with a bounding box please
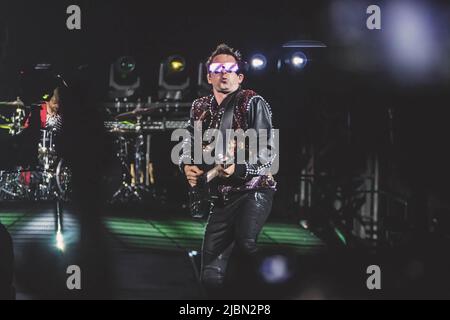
[158,55,190,101]
[108,56,141,99]
[299,219,310,230]
[188,250,198,258]
[168,56,186,73]
[259,254,292,284]
[290,52,307,69]
[384,1,443,83]
[250,54,267,71]
[56,230,65,252]
[279,40,326,74]
[116,56,136,75]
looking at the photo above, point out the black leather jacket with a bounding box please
[179,89,277,193]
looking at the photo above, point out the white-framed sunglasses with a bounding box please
[208,62,240,74]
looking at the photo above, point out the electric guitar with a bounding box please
[188,96,237,218]
[188,159,233,219]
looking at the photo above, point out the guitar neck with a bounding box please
[206,165,221,183]
[205,163,233,183]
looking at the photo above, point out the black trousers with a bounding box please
[200,189,274,288]
[0,223,14,299]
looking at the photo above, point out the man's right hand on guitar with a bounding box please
[184,165,204,187]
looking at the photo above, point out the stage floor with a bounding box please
[0,203,325,299]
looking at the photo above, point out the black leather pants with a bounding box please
[200,189,274,289]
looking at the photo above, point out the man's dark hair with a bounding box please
[206,43,245,73]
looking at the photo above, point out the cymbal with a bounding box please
[115,107,159,121]
[0,124,25,130]
[0,124,12,130]
[106,128,135,135]
[0,100,24,108]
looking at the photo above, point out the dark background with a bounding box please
[1,0,449,226]
[1,0,450,300]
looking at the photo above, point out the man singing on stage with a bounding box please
[179,44,277,294]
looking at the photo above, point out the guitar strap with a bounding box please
[217,89,239,162]
[189,90,239,217]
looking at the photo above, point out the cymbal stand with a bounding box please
[37,128,58,200]
[111,115,150,202]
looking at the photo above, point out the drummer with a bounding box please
[24,87,62,130]
[20,87,63,185]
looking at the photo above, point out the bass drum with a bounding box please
[55,159,71,200]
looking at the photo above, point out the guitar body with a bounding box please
[188,164,218,219]
[188,184,214,219]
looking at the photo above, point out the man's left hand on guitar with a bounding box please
[217,164,235,178]
[184,165,204,187]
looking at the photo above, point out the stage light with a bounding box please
[250,54,267,71]
[188,250,198,258]
[384,0,443,84]
[292,56,304,66]
[291,52,307,69]
[279,41,326,74]
[108,56,141,99]
[117,56,136,75]
[259,254,292,284]
[168,56,186,73]
[158,55,190,101]
[56,230,65,252]
[299,219,309,230]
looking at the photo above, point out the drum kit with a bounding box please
[104,104,165,203]
[0,98,71,201]
[0,98,26,135]
[103,100,189,203]
[0,96,190,203]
